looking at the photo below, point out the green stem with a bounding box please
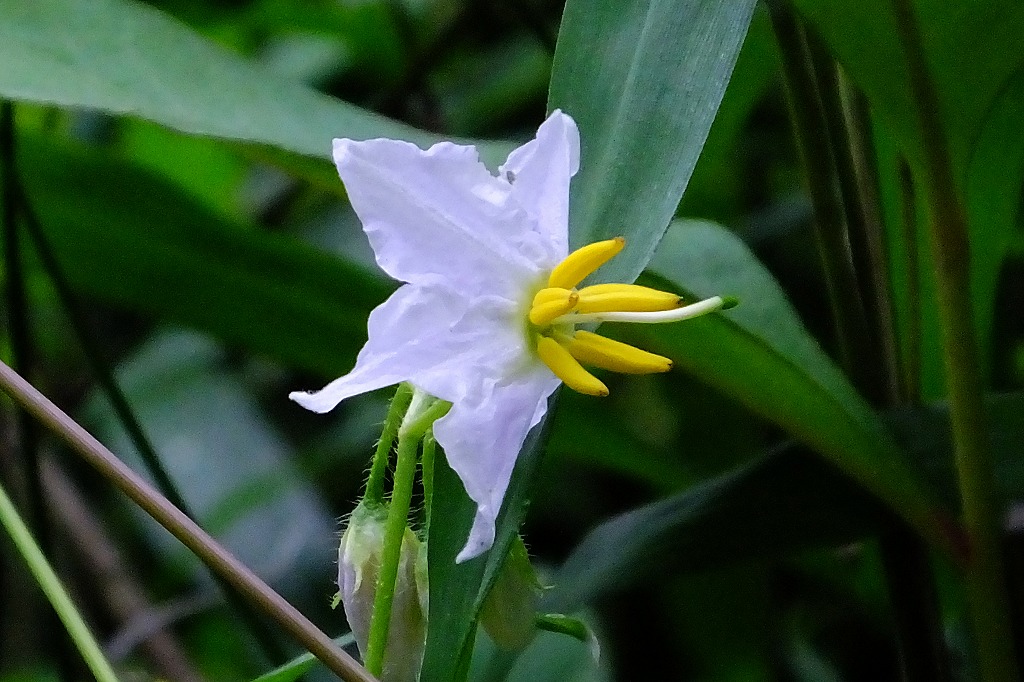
[422,428,436,531]
[0,479,118,682]
[897,159,922,404]
[366,383,413,504]
[0,358,377,682]
[890,0,1019,679]
[834,72,903,405]
[766,1,876,397]
[364,423,421,675]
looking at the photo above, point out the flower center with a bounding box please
[527,237,733,396]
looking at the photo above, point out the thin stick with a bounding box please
[0,358,377,682]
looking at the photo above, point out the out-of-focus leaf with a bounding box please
[472,624,609,682]
[792,0,1024,174]
[635,220,958,557]
[889,391,1024,506]
[682,7,781,223]
[438,37,552,137]
[0,0,510,163]
[546,390,1024,611]
[546,390,690,491]
[548,0,757,285]
[964,67,1024,385]
[546,446,893,612]
[82,332,336,591]
[19,135,389,375]
[791,0,1024,398]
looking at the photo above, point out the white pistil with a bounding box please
[551,295,727,325]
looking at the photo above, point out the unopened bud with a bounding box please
[338,501,426,681]
[479,536,543,650]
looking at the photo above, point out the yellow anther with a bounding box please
[532,287,575,307]
[536,336,608,396]
[529,290,579,326]
[547,237,625,290]
[575,283,681,314]
[562,330,672,374]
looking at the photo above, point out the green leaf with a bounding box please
[964,68,1024,385]
[20,134,389,375]
[548,0,757,284]
[0,0,510,163]
[422,409,556,682]
[423,445,489,682]
[890,391,1024,506]
[635,220,960,558]
[545,445,892,612]
[546,390,1024,611]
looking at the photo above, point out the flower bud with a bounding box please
[338,501,426,682]
[479,536,543,650]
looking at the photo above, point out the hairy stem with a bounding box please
[422,428,436,531]
[365,383,413,504]
[364,424,420,675]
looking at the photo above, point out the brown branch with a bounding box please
[0,359,376,682]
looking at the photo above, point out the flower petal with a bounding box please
[500,110,580,262]
[290,283,472,412]
[433,367,560,563]
[290,284,527,413]
[334,137,549,298]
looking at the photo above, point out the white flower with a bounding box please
[291,111,727,562]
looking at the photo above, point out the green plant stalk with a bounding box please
[896,159,922,404]
[0,358,377,682]
[833,72,903,405]
[364,425,421,675]
[422,428,436,530]
[889,0,1019,679]
[366,383,413,504]
[0,478,118,682]
[766,1,875,396]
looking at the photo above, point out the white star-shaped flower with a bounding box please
[291,111,728,562]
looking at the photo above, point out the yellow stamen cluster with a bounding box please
[528,237,683,397]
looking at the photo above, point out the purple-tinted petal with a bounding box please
[335,138,551,298]
[500,110,580,262]
[432,367,560,563]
